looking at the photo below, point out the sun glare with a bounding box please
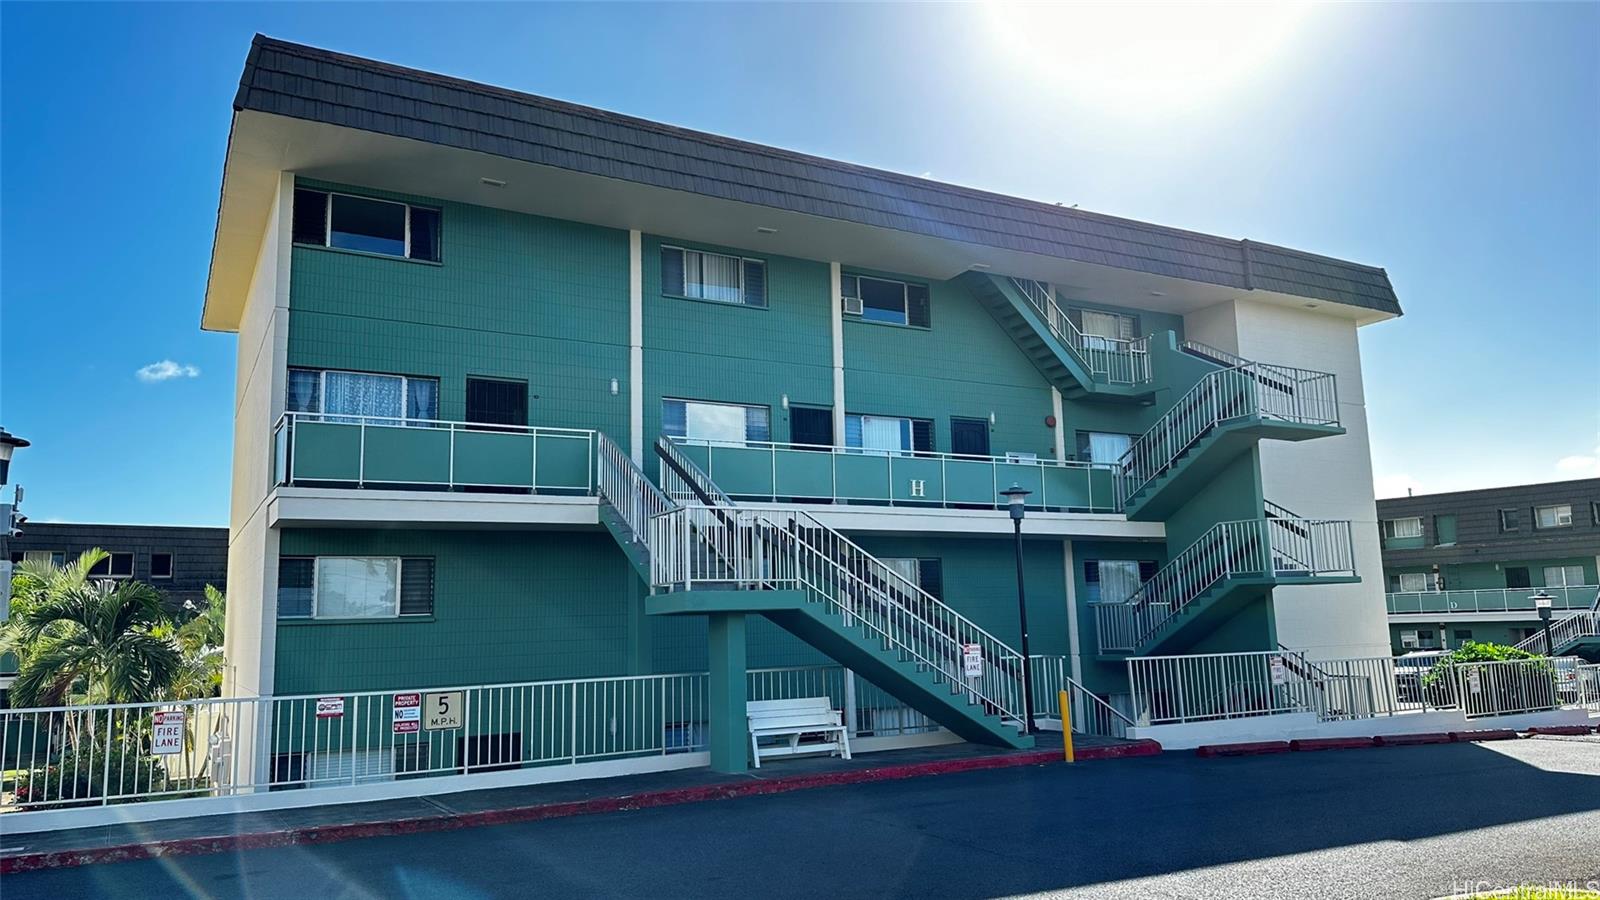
[982,2,1316,114]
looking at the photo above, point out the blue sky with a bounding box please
[1,2,1596,526]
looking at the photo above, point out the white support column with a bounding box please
[629,230,644,465]
[829,261,846,445]
[1051,387,1066,462]
[1064,541,1083,685]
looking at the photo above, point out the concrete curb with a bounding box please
[1375,732,1454,746]
[1449,729,1517,742]
[1288,737,1376,752]
[1196,741,1290,757]
[1524,725,1596,736]
[0,739,1162,873]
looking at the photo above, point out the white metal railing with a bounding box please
[664,436,1120,513]
[1093,518,1356,654]
[273,411,596,494]
[649,504,1027,726]
[1115,362,1339,506]
[0,672,711,812]
[1455,658,1566,719]
[657,436,735,507]
[746,665,939,738]
[1179,339,1252,369]
[1007,278,1152,386]
[596,432,677,544]
[1576,664,1600,710]
[653,438,1030,728]
[1029,656,1134,739]
[1127,651,1323,726]
[1388,585,1599,616]
[1514,611,1600,654]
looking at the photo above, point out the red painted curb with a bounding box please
[1195,741,1290,757]
[1525,725,1595,736]
[1289,737,1376,752]
[0,739,1162,874]
[1448,729,1518,742]
[1374,732,1453,746]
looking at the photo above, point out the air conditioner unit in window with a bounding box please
[1401,631,1419,649]
[842,296,863,316]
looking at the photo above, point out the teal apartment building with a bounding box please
[1378,479,1600,656]
[209,37,1401,775]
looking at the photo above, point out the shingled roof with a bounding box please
[234,35,1401,316]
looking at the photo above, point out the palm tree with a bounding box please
[3,549,182,706]
[163,585,227,700]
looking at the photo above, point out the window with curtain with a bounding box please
[1534,504,1573,529]
[1085,560,1143,604]
[844,415,934,455]
[660,246,766,307]
[1076,308,1137,349]
[1543,565,1587,587]
[1076,431,1132,467]
[1381,518,1423,539]
[661,399,770,444]
[1395,572,1436,593]
[287,368,439,425]
[315,557,400,619]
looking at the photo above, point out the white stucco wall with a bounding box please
[1185,298,1392,660]
[222,172,292,702]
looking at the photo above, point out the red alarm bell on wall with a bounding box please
[1045,415,1057,428]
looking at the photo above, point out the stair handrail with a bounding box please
[596,432,677,544]
[1092,517,1356,654]
[1115,362,1340,505]
[1263,499,1299,520]
[1006,277,1153,386]
[657,436,735,508]
[649,437,1029,724]
[1514,610,1600,654]
[1062,673,1135,740]
[1179,339,1252,369]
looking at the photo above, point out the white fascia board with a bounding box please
[268,488,600,529]
[1386,611,1550,624]
[737,503,1165,541]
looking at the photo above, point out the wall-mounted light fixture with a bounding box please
[755,226,778,235]
[480,177,507,187]
[989,412,996,426]
[610,378,619,396]
[781,394,789,410]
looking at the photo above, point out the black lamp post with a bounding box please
[0,428,29,487]
[1533,590,1555,658]
[999,483,1035,734]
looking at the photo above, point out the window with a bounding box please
[1381,518,1423,540]
[841,274,930,327]
[844,414,933,455]
[88,552,134,579]
[1076,431,1132,467]
[662,399,770,444]
[287,368,439,425]
[277,556,434,619]
[466,378,528,429]
[1394,572,1437,593]
[292,188,441,262]
[150,553,173,579]
[881,558,944,601]
[1453,629,1473,644]
[1074,308,1138,348]
[1433,514,1458,546]
[20,550,65,567]
[1511,627,1539,643]
[950,418,990,458]
[660,246,766,307]
[1498,508,1520,533]
[1504,567,1531,590]
[1593,501,1600,526]
[1534,504,1573,529]
[1084,560,1158,604]
[1543,565,1587,588]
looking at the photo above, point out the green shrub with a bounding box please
[1422,641,1543,686]
[13,747,168,806]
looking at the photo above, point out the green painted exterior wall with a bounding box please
[273,179,1295,703]
[1384,557,1597,591]
[1387,621,1541,654]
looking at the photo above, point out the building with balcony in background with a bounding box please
[206,37,1401,780]
[1377,479,1600,655]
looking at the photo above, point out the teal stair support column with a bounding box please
[707,612,749,774]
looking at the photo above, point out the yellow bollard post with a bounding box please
[1060,690,1075,763]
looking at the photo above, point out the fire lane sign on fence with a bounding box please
[316,697,346,719]
[1269,656,1288,686]
[962,644,983,679]
[151,710,185,755]
[393,692,422,734]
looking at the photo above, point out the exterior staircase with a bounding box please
[1092,516,1359,657]
[959,273,1154,402]
[595,433,1033,748]
[1514,607,1600,658]
[1116,350,1345,520]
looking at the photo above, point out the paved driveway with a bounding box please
[6,736,1600,899]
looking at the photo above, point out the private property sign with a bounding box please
[393,692,422,733]
[151,710,185,755]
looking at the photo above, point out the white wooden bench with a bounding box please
[746,697,851,768]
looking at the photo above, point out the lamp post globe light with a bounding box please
[0,427,29,487]
[998,483,1034,735]
[1532,590,1555,658]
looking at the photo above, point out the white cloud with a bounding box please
[135,360,201,383]
[1555,444,1600,478]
